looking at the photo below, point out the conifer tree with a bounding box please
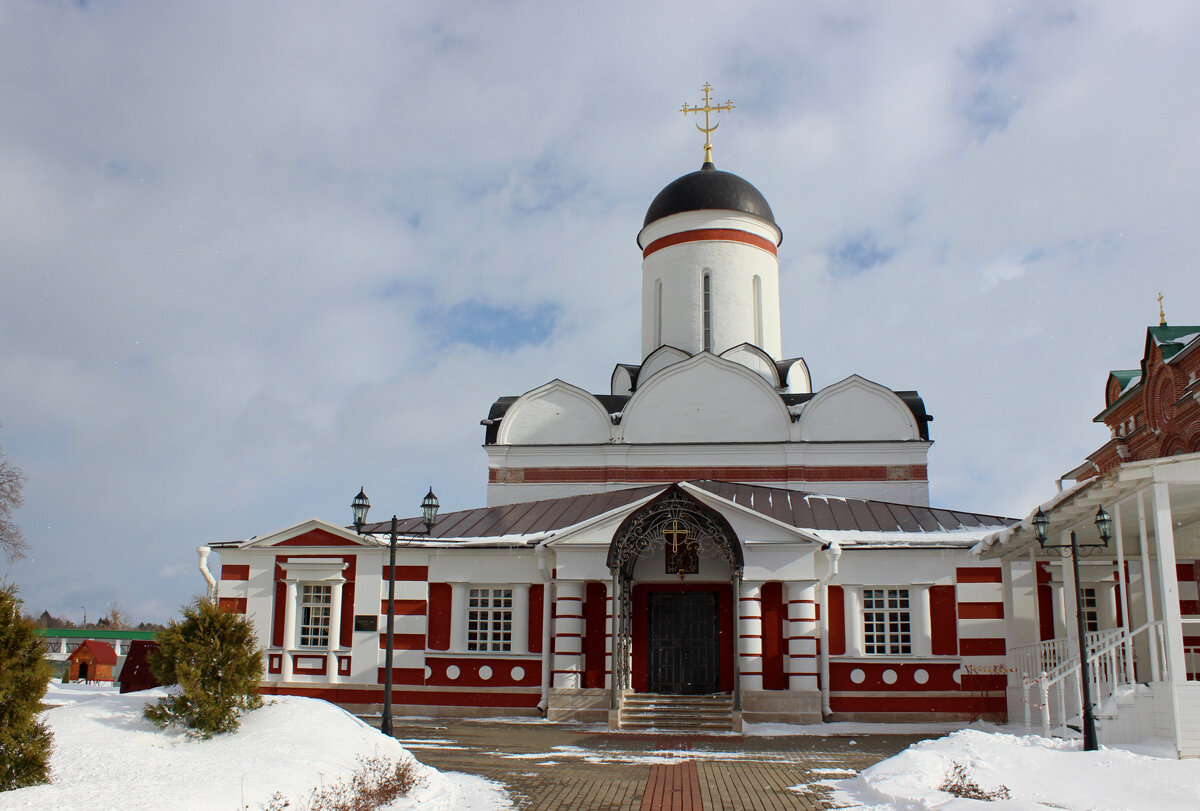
[144,597,263,739]
[0,583,53,790]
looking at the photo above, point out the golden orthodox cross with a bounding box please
[681,83,734,165]
[1159,292,1166,326]
[663,519,689,554]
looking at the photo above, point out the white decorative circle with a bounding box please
[952,668,963,685]
[882,669,898,685]
[478,665,493,681]
[510,665,526,681]
[850,668,866,684]
[913,668,929,685]
[424,665,432,679]
[445,664,460,680]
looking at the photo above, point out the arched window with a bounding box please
[752,275,763,347]
[702,271,712,352]
[654,279,663,348]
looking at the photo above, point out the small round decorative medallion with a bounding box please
[850,668,866,684]
[445,664,460,680]
[478,665,493,681]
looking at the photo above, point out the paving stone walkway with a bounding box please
[388,718,942,811]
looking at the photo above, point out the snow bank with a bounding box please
[0,688,510,810]
[830,728,1200,810]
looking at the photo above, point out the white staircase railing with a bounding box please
[1013,621,1168,737]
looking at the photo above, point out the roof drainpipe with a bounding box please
[536,544,553,716]
[197,546,217,601]
[819,542,842,719]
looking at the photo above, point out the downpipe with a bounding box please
[536,544,553,715]
[819,542,842,718]
[197,546,217,600]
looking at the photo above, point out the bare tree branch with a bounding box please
[0,437,28,563]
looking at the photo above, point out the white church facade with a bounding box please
[206,140,1015,729]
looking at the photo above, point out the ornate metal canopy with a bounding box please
[607,485,744,577]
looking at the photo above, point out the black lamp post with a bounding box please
[1033,503,1113,751]
[352,486,439,737]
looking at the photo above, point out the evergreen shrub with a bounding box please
[145,597,264,739]
[0,583,53,790]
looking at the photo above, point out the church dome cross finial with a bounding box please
[681,83,734,167]
[1159,291,1167,326]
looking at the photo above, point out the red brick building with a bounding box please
[1079,322,1200,478]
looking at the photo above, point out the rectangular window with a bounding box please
[299,584,332,648]
[863,588,912,655]
[467,587,513,652]
[702,273,712,352]
[1081,587,1099,633]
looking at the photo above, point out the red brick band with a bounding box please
[490,464,927,484]
[642,228,778,258]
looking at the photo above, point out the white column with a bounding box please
[327,578,345,684]
[511,584,530,654]
[738,580,764,693]
[1061,535,1078,644]
[785,581,819,691]
[1152,481,1187,684]
[281,580,298,682]
[910,585,931,657]
[552,581,585,689]
[845,588,863,657]
[1137,489,1161,681]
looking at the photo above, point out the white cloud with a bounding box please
[1,0,1197,619]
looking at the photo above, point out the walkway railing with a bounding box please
[1013,621,1168,737]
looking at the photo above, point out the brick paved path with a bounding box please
[388,719,940,811]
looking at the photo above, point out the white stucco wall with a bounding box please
[639,211,782,360]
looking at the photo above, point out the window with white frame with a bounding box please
[1081,587,1100,633]
[467,587,513,652]
[862,588,912,655]
[299,584,332,648]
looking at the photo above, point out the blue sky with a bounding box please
[2,0,1198,622]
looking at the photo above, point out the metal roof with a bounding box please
[364,481,1012,541]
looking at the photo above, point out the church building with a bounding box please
[207,93,1015,729]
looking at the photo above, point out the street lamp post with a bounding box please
[352,486,439,737]
[1032,504,1113,751]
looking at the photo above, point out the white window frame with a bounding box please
[466,587,514,652]
[701,271,713,352]
[862,587,913,655]
[298,583,333,648]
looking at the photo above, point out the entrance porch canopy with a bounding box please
[975,453,1200,752]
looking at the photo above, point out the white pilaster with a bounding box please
[327,578,345,683]
[512,584,530,654]
[282,580,297,682]
[911,585,931,657]
[845,587,863,657]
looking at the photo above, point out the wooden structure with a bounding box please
[68,639,118,683]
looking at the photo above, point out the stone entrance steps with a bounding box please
[618,692,736,731]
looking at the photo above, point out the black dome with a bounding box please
[643,162,777,229]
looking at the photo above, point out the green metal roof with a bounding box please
[1149,324,1200,361]
[34,628,157,640]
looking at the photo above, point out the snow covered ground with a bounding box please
[0,683,511,810]
[824,728,1200,810]
[10,685,1200,809]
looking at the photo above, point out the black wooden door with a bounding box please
[647,591,719,694]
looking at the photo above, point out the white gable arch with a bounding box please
[497,380,614,445]
[621,353,791,443]
[639,345,692,384]
[781,358,811,394]
[796,374,920,441]
[719,342,780,387]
